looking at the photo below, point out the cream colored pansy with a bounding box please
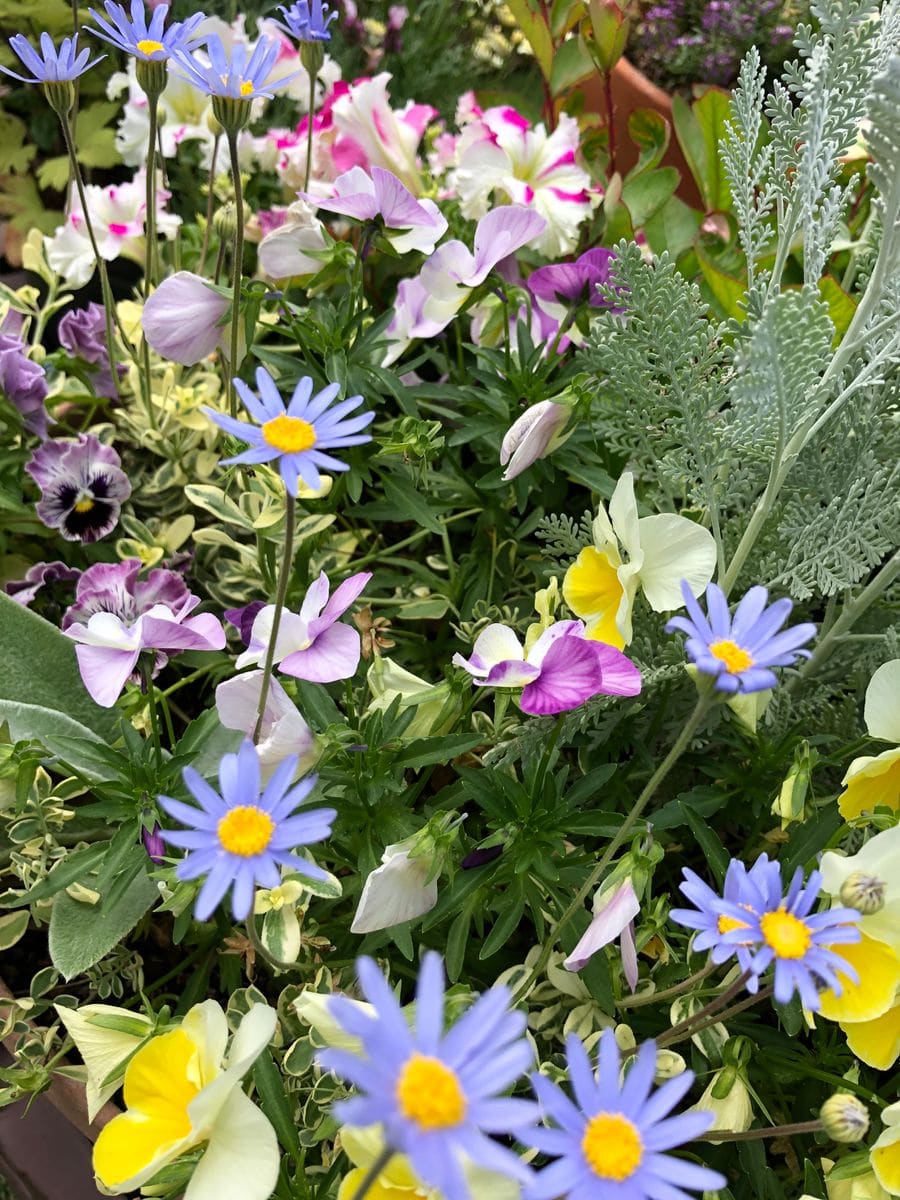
[562,472,716,648]
[816,1156,891,1200]
[337,1124,521,1200]
[351,835,439,934]
[366,657,457,739]
[821,824,900,955]
[524,577,560,653]
[839,660,900,821]
[54,1002,154,1121]
[92,1000,278,1200]
[873,1100,900,1196]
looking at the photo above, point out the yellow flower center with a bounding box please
[73,497,95,513]
[395,1054,466,1130]
[717,913,749,935]
[262,414,317,454]
[582,1112,644,1181]
[217,805,275,857]
[709,639,754,674]
[240,79,254,96]
[759,908,812,959]
[136,38,165,55]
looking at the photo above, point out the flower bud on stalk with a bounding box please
[821,1093,870,1143]
[840,871,887,915]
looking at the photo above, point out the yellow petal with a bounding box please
[93,1107,192,1189]
[818,935,900,1023]
[563,548,626,649]
[842,1003,900,1070]
[338,1167,417,1200]
[873,1127,900,1195]
[838,748,900,820]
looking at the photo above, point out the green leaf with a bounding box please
[0,593,116,742]
[818,276,858,343]
[626,109,671,177]
[672,89,732,212]
[184,484,255,530]
[0,910,29,950]
[381,472,444,534]
[252,1050,301,1160]
[504,0,554,79]
[550,36,595,96]
[36,156,70,193]
[643,195,703,259]
[621,167,679,228]
[0,705,113,776]
[48,869,158,980]
[0,112,35,173]
[393,735,482,771]
[679,800,729,885]
[696,243,746,321]
[0,844,107,908]
[261,906,301,964]
[174,708,241,778]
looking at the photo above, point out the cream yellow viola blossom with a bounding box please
[54,1002,154,1122]
[817,1155,891,1200]
[821,824,900,955]
[872,1100,900,1196]
[839,660,900,821]
[92,1000,278,1200]
[337,1124,521,1200]
[818,935,900,1024]
[366,657,457,739]
[562,472,716,648]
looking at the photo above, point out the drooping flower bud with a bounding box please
[840,870,887,915]
[500,399,571,481]
[820,1093,870,1143]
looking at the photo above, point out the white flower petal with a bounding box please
[865,660,900,743]
[351,850,438,934]
[608,472,642,560]
[184,1088,279,1200]
[636,514,717,612]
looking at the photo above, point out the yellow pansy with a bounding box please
[872,1100,900,1196]
[92,1000,278,1200]
[818,935,900,1024]
[562,472,716,648]
[839,661,900,820]
[54,1002,154,1121]
[843,1002,900,1070]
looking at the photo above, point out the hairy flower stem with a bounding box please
[304,69,317,194]
[656,970,752,1046]
[699,1119,823,1143]
[253,494,296,744]
[512,690,716,1005]
[618,958,719,1009]
[226,128,245,418]
[658,980,773,1049]
[144,96,160,290]
[58,112,121,403]
[347,1147,394,1200]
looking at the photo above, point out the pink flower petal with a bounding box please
[564,881,641,972]
[278,621,361,682]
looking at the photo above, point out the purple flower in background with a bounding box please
[4,561,80,607]
[0,332,50,437]
[171,33,286,100]
[142,823,166,864]
[273,0,338,43]
[528,248,618,324]
[58,304,123,399]
[307,166,448,255]
[452,620,641,716]
[62,559,225,707]
[225,599,266,647]
[500,400,571,481]
[204,366,375,496]
[142,271,230,366]
[320,952,538,1198]
[666,581,816,694]
[236,570,371,683]
[0,32,103,84]
[527,1030,725,1200]
[86,0,204,62]
[25,434,131,543]
[159,739,335,920]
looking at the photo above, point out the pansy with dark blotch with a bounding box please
[25,434,131,543]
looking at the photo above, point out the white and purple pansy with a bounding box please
[305,164,448,255]
[452,619,641,716]
[25,434,131,543]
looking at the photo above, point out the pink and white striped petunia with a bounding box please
[452,619,640,716]
[236,570,371,683]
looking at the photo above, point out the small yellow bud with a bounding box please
[820,1093,870,1143]
[839,870,886,915]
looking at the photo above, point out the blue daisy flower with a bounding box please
[158,739,336,922]
[670,853,782,966]
[171,32,286,99]
[319,951,539,1200]
[527,1030,725,1200]
[274,0,338,43]
[86,0,204,61]
[203,366,374,496]
[738,865,862,1010]
[666,580,816,693]
[0,32,103,84]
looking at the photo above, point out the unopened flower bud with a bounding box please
[840,871,886,915]
[500,399,571,480]
[213,203,238,240]
[820,1093,870,1143]
[142,824,166,865]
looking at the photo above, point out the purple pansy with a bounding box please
[527,1030,725,1200]
[159,739,335,921]
[225,599,266,647]
[236,570,370,683]
[452,620,641,716]
[204,367,374,497]
[58,304,123,399]
[4,561,81,607]
[62,559,225,707]
[320,951,538,1200]
[25,434,131,543]
[307,165,448,255]
[0,332,51,438]
[665,580,817,693]
[527,248,618,321]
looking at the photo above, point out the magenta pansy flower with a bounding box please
[236,570,371,683]
[308,165,447,255]
[452,620,641,716]
[62,560,225,707]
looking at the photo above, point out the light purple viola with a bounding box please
[236,570,371,683]
[563,879,640,992]
[306,165,448,255]
[500,400,571,481]
[452,620,641,717]
[4,561,81,607]
[527,248,618,319]
[58,303,123,399]
[0,331,51,438]
[142,271,230,366]
[62,559,226,707]
[25,434,131,543]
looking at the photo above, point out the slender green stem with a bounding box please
[304,67,316,194]
[145,95,159,290]
[618,958,719,1009]
[58,111,121,402]
[699,1119,823,1143]
[142,663,163,769]
[253,495,296,743]
[345,1147,393,1200]
[512,690,716,1004]
[200,133,221,273]
[226,129,244,418]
